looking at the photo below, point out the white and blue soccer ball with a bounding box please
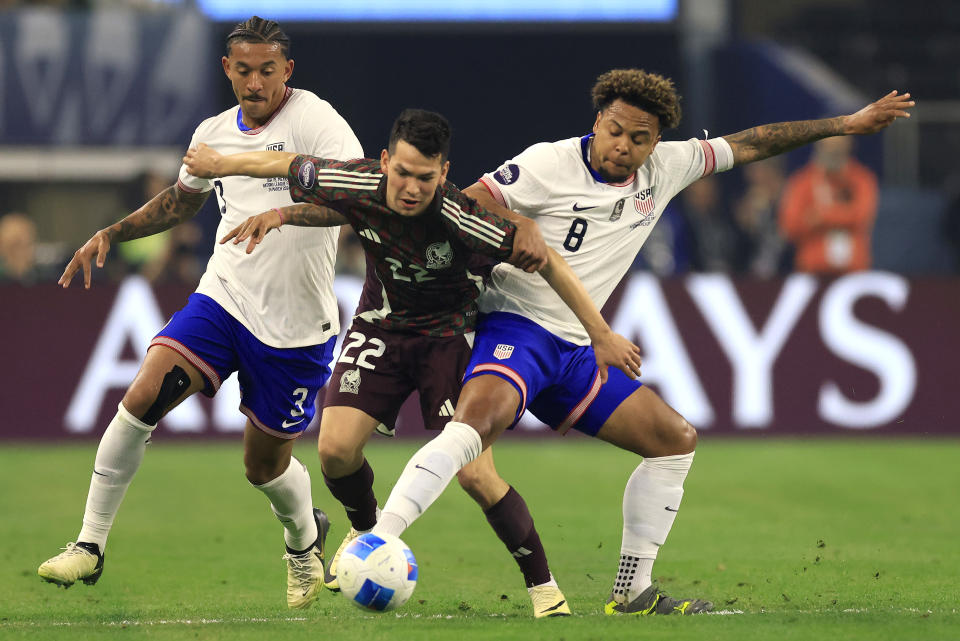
[337,532,418,612]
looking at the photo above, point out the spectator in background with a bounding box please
[0,212,38,284]
[732,157,789,278]
[678,174,737,272]
[335,226,366,278]
[943,188,960,273]
[778,136,878,274]
[116,170,206,285]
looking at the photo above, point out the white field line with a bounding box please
[5,608,957,627]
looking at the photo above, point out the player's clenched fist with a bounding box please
[183,143,224,178]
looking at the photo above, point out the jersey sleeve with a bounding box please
[477,142,560,214]
[177,125,215,194]
[287,155,380,212]
[293,94,365,161]
[652,137,734,199]
[439,183,517,262]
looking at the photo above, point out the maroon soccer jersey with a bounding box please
[288,155,517,336]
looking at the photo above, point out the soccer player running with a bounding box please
[367,70,915,616]
[37,17,364,609]
[183,108,643,618]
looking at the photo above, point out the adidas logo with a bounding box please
[359,228,381,243]
[438,399,455,417]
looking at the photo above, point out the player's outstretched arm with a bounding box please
[220,203,348,254]
[537,247,642,382]
[183,143,297,179]
[58,184,209,289]
[723,90,915,166]
[464,182,547,273]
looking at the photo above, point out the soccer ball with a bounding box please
[337,532,418,612]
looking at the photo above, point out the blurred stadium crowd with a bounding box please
[2,0,959,285]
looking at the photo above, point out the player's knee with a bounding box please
[456,464,483,494]
[122,365,192,425]
[317,431,362,476]
[244,449,288,485]
[451,400,501,441]
[672,416,698,454]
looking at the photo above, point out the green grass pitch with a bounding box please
[1,436,957,640]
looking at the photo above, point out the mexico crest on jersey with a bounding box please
[339,368,361,394]
[493,344,514,360]
[426,241,453,269]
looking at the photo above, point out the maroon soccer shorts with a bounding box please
[323,319,473,431]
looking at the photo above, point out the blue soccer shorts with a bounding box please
[150,293,336,438]
[463,311,642,437]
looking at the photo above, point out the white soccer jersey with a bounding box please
[478,134,733,344]
[177,88,363,348]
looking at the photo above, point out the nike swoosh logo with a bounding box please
[282,418,305,428]
[543,600,567,612]
[93,470,108,477]
[572,203,597,211]
[414,464,441,479]
[664,506,679,512]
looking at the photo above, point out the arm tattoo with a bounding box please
[723,116,846,165]
[107,185,209,243]
[281,203,348,227]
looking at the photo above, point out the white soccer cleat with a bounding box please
[529,583,572,618]
[282,508,330,609]
[323,527,361,592]
[38,542,104,588]
[283,547,325,609]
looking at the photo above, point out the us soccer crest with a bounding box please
[634,187,656,225]
[426,241,453,269]
[339,368,361,394]
[493,344,514,360]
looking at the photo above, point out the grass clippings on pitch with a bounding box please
[1,436,957,640]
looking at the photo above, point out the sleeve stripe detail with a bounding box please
[441,209,503,248]
[699,139,717,177]
[317,168,382,183]
[176,178,207,193]
[478,176,507,207]
[316,179,380,191]
[442,197,506,238]
[704,137,735,174]
[441,202,506,248]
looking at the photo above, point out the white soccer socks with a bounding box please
[614,451,695,602]
[254,457,318,552]
[77,403,156,550]
[375,421,482,537]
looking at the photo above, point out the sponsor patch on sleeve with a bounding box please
[493,163,520,186]
[298,160,317,189]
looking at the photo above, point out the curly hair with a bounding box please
[591,69,682,131]
[226,16,290,59]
